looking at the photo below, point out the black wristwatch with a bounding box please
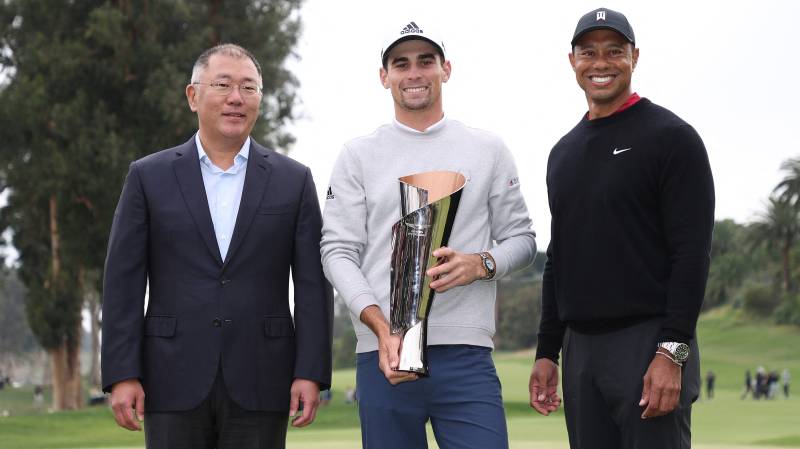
[478,252,496,280]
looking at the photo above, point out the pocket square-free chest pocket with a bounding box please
[264,316,295,337]
[144,316,177,337]
[257,203,293,215]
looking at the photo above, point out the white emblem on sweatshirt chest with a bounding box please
[612,147,632,155]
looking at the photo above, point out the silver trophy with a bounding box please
[390,171,466,375]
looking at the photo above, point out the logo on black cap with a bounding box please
[572,8,635,47]
[400,22,423,35]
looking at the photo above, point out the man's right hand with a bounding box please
[529,357,561,416]
[360,305,418,385]
[110,378,145,431]
[378,332,419,385]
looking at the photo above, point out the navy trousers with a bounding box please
[356,345,508,449]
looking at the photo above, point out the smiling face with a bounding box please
[380,39,451,119]
[569,29,639,118]
[186,53,262,146]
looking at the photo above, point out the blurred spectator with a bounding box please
[741,369,752,400]
[319,389,332,407]
[88,388,107,406]
[32,385,44,410]
[782,369,790,399]
[755,367,766,399]
[344,386,356,404]
[705,370,716,400]
[768,370,779,399]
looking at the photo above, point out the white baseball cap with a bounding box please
[381,21,446,68]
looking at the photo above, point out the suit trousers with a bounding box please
[356,345,508,449]
[144,366,288,449]
[562,318,700,449]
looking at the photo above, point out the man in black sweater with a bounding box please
[528,8,714,449]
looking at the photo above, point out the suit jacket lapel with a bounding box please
[172,138,224,265]
[224,141,272,266]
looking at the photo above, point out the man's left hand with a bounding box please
[639,351,682,419]
[289,378,320,427]
[427,247,486,292]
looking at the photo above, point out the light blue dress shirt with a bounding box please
[195,133,249,262]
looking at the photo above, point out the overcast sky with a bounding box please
[286,0,800,247]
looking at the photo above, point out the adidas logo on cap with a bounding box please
[400,22,423,35]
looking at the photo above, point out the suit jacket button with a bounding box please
[212,318,222,327]
[220,278,231,285]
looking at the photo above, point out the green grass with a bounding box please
[1,309,798,449]
[691,308,800,447]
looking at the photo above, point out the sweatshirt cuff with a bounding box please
[488,246,515,280]
[486,234,537,280]
[348,292,379,319]
[657,327,693,344]
[535,333,564,364]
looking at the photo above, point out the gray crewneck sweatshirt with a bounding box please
[321,118,536,353]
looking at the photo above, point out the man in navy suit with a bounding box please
[101,44,332,449]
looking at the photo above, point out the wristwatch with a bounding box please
[657,342,690,364]
[478,252,496,280]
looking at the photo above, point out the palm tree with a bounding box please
[775,157,800,208]
[750,196,800,292]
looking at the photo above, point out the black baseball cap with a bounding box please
[571,7,635,47]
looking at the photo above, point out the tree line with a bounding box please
[705,159,800,325]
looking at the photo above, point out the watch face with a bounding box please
[674,343,690,362]
[659,342,690,363]
[485,258,495,271]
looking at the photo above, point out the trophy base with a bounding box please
[397,321,428,375]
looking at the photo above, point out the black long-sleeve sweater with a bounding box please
[536,98,715,363]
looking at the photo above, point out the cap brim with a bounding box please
[571,26,635,47]
[382,35,445,66]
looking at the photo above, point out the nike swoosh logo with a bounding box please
[613,147,632,155]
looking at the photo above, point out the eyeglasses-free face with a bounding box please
[569,29,638,119]
[380,39,451,124]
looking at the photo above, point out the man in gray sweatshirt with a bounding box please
[320,21,536,449]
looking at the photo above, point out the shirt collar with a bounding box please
[195,133,250,171]
[393,114,447,134]
[586,92,641,120]
[614,92,641,114]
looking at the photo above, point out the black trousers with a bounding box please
[562,318,700,449]
[144,368,288,449]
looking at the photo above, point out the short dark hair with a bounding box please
[191,43,262,83]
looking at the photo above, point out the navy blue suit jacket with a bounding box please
[101,137,332,412]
